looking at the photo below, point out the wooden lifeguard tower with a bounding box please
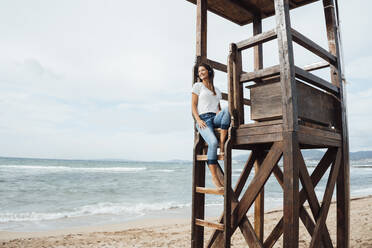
[188,0,349,247]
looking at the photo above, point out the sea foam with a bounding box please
[0,165,146,173]
[0,201,189,223]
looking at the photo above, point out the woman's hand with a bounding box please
[197,119,207,129]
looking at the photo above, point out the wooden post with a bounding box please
[192,2,207,247]
[274,0,299,247]
[281,132,300,248]
[233,50,244,125]
[323,0,339,87]
[323,1,350,247]
[253,16,264,80]
[224,135,233,248]
[274,0,298,132]
[196,0,207,60]
[253,16,265,242]
[191,138,205,248]
[228,44,237,128]
[253,150,265,242]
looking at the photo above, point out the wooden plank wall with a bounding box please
[250,81,339,126]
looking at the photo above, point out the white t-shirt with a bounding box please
[192,82,222,115]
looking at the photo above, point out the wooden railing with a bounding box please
[227,26,340,127]
[236,29,277,51]
[291,28,337,66]
[206,58,227,73]
[197,27,338,128]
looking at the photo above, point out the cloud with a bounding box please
[0,0,371,160]
[0,58,61,84]
[346,56,372,80]
[347,86,372,151]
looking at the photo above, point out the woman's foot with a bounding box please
[216,187,224,194]
[208,164,224,188]
[211,175,224,188]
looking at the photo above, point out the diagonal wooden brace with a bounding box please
[297,147,333,248]
[265,148,337,247]
[271,156,333,248]
[209,142,283,247]
[207,152,263,248]
[310,148,342,248]
[233,142,283,229]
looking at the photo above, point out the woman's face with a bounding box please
[198,66,209,81]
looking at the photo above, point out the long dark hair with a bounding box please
[198,63,216,95]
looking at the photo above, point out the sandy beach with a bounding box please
[1,196,371,248]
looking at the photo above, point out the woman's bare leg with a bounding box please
[219,129,228,154]
[208,164,224,188]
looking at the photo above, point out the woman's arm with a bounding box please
[192,93,207,129]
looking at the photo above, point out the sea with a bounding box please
[1,156,372,232]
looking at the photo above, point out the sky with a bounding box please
[0,0,371,161]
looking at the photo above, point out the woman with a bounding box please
[191,63,231,189]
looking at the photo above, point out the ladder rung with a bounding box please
[196,187,224,195]
[196,154,224,161]
[195,219,224,231]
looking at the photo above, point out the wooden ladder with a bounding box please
[191,128,233,248]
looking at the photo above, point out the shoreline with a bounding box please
[1,195,372,247]
[0,217,191,241]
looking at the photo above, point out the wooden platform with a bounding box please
[234,120,341,148]
[186,0,319,25]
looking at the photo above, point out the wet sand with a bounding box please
[1,196,372,247]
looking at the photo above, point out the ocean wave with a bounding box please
[150,169,175,173]
[351,187,372,195]
[0,202,189,223]
[205,203,223,207]
[351,165,372,168]
[0,165,146,173]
